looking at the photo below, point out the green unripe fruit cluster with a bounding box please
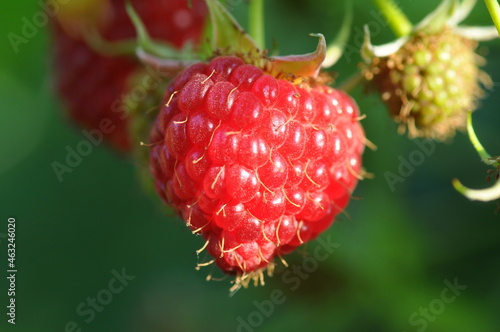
[366,28,490,140]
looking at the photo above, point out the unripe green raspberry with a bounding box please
[124,68,168,195]
[362,0,498,141]
[365,28,490,140]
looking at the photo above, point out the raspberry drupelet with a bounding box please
[149,56,365,289]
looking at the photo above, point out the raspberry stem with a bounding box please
[452,113,500,203]
[125,0,201,73]
[371,0,412,37]
[484,0,500,35]
[465,112,495,166]
[248,0,265,50]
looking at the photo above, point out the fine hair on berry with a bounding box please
[149,55,365,289]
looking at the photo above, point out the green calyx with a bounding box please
[129,0,332,84]
[364,0,497,58]
[204,0,328,82]
[125,1,201,74]
[204,0,261,57]
[362,0,498,65]
[78,1,201,75]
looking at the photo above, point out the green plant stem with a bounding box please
[452,112,500,202]
[484,0,500,35]
[466,112,494,165]
[249,0,265,50]
[371,0,412,37]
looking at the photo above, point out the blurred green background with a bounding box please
[1,1,499,331]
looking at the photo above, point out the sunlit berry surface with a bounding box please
[149,56,365,275]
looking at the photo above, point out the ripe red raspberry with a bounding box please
[51,0,207,151]
[149,56,365,287]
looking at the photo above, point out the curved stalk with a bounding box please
[484,0,500,35]
[371,0,412,37]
